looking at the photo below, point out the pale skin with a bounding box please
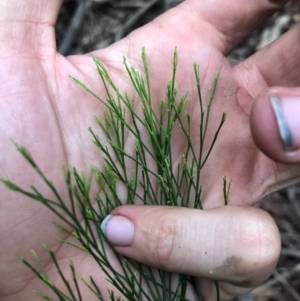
[1,0,300,300]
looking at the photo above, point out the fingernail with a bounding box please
[101,215,134,246]
[270,95,300,151]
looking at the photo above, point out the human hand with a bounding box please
[0,0,299,300]
[100,2,300,300]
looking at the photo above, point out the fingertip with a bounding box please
[100,214,134,246]
[231,207,281,286]
[250,89,300,164]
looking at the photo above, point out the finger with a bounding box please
[251,88,300,164]
[184,0,287,53]
[0,0,62,55]
[240,23,300,87]
[101,205,280,287]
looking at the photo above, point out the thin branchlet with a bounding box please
[2,48,229,301]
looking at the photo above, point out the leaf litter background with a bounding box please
[55,1,300,300]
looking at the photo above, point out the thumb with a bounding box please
[101,205,280,287]
[251,88,300,163]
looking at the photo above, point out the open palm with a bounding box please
[1,0,300,300]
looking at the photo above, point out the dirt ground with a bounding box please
[56,1,300,300]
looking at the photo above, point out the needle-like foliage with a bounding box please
[2,48,229,301]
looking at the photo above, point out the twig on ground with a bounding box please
[113,0,161,41]
[111,0,146,8]
[163,0,170,11]
[252,264,300,295]
[281,248,300,259]
[59,0,93,55]
[273,270,300,301]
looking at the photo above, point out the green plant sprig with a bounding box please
[2,48,230,301]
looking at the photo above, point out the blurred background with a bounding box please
[56,1,300,300]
